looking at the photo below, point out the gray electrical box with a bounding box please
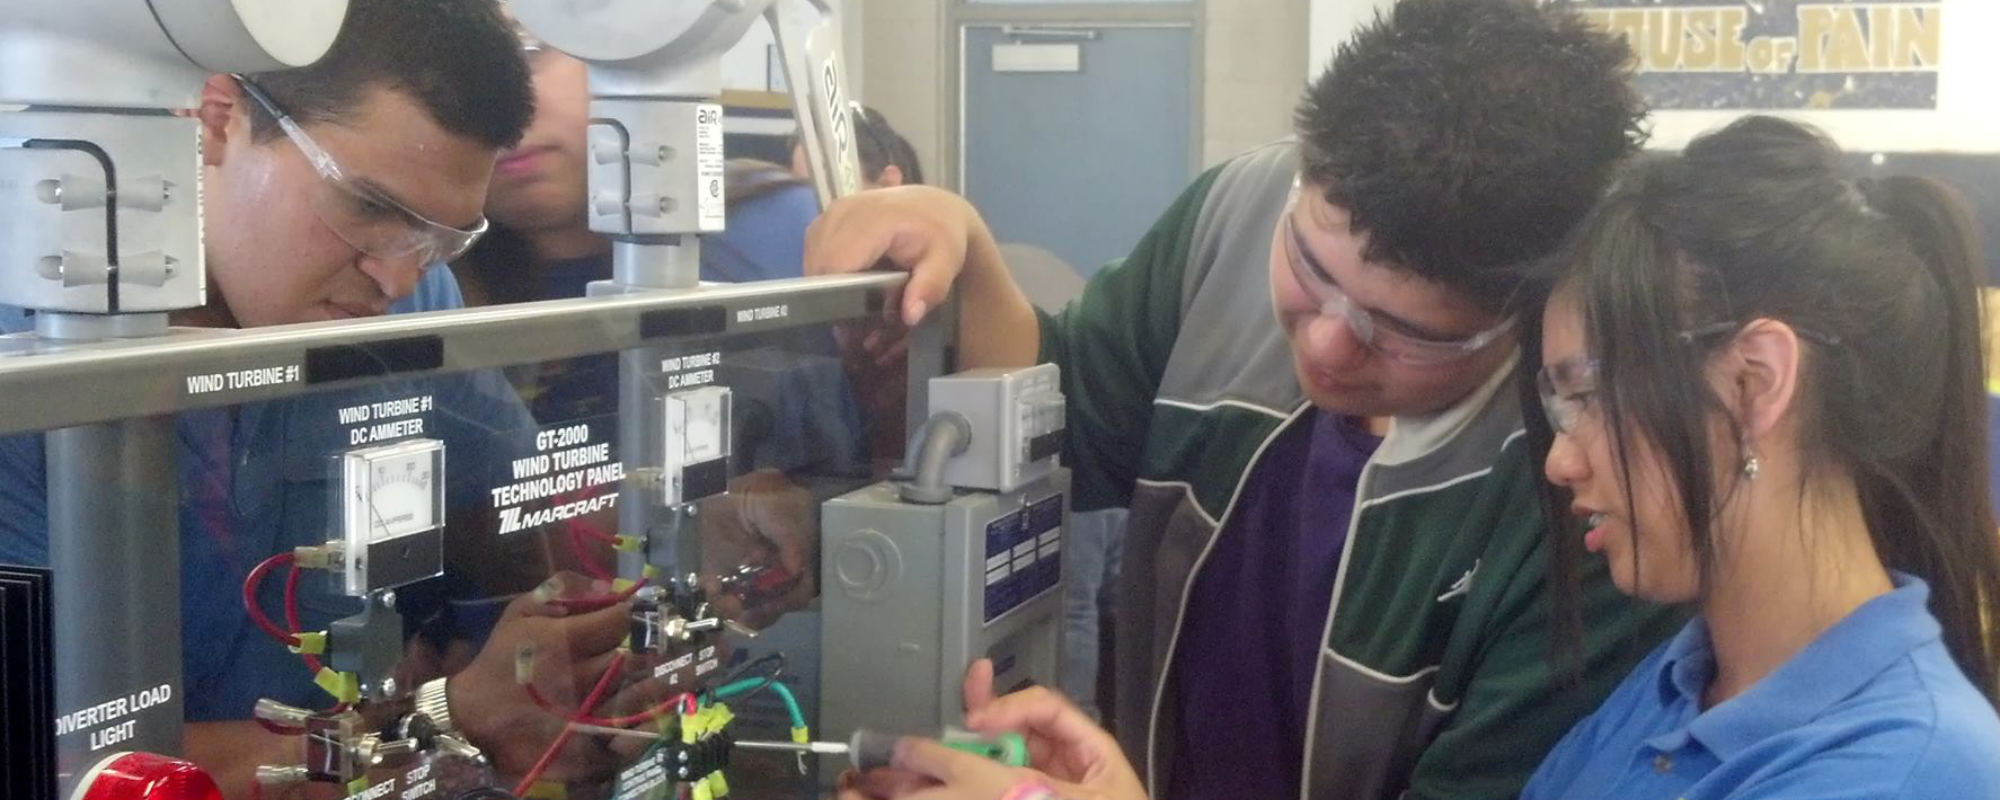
[928,364,1064,493]
[818,471,1069,747]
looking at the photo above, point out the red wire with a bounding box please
[566,513,620,544]
[545,579,645,613]
[254,717,304,737]
[243,552,300,648]
[555,495,646,610]
[513,652,628,796]
[524,681,693,728]
[282,564,326,675]
[282,564,353,715]
[567,523,618,582]
[554,484,620,544]
[585,691,696,728]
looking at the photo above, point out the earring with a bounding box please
[1742,453,1760,481]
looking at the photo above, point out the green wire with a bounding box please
[714,677,805,730]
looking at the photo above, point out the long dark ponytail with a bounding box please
[1526,116,2000,703]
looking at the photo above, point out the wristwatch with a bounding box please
[414,676,458,735]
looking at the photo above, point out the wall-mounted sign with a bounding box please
[1568,1,1942,110]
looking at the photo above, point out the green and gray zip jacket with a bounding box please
[1036,140,1681,800]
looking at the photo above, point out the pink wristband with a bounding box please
[999,779,1061,800]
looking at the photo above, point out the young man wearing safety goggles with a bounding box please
[0,1,656,797]
[812,2,1683,800]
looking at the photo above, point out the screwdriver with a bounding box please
[570,724,1029,769]
[738,728,1029,769]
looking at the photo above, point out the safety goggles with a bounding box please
[234,76,488,265]
[1536,321,1843,436]
[1536,356,1599,436]
[1280,187,1514,366]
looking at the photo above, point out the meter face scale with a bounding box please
[363,452,436,541]
[680,405,722,462]
[660,386,731,506]
[340,439,447,595]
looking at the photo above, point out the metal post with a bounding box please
[612,236,702,291]
[600,238,700,581]
[48,416,183,780]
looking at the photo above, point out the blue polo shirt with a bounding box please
[0,266,540,722]
[1522,573,2000,800]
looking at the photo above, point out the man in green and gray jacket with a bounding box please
[810,1,1683,798]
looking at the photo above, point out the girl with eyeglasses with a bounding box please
[1521,115,2000,799]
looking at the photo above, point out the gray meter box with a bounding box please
[819,472,1069,744]
[928,364,1064,493]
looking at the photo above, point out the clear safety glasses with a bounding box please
[234,76,488,265]
[1278,188,1514,366]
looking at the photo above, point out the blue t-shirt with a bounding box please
[1522,573,2000,800]
[520,184,818,424]
[0,265,538,722]
[703,184,817,284]
[1987,394,2000,517]
[1165,411,1381,800]
[531,182,820,302]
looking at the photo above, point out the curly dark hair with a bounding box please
[1294,0,1643,313]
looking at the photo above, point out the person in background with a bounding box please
[812,1,1682,798]
[451,39,929,423]
[791,103,925,190]
[453,40,823,308]
[1520,115,2000,798]
[449,34,932,680]
[832,115,2000,800]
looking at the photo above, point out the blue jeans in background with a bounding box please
[1061,508,1127,719]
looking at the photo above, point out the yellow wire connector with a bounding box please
[315,669,359,705]
[293,544,338,570]
[287,632,327,656]
[523,783,568,800]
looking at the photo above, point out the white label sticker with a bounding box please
[55,683,173,752]
[986,565,1010,586]
[734,304,790,325]
[490,420,624,535]
[819,56,860,197]
[616,749,670,800]
[695,103,726,232]
[342,777,400,800]
[655,652,696,681]
[338,395,434,446]
[184,364,301,397]
[661,350,722,390]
